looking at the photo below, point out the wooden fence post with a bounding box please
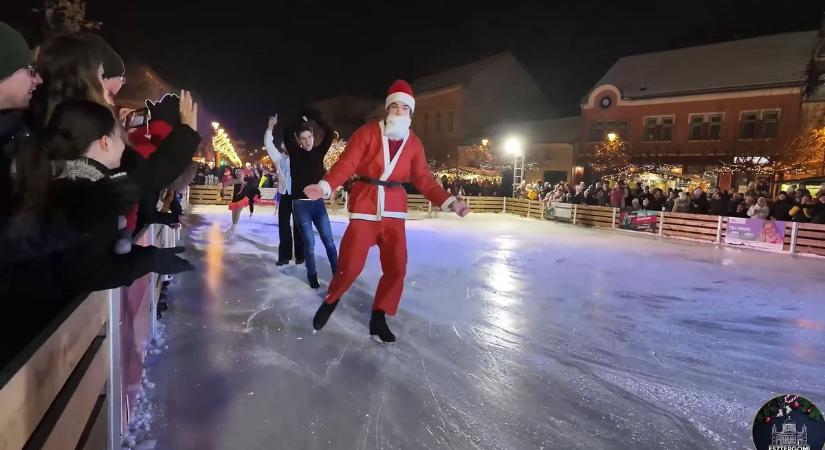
[715,216,723,244]
[611,208,617,228]
[572,204,577,225]
[790,222,799,254]
[658,210,665,237]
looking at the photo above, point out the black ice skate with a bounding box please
[276,260,289,267]
[369,311,396,343]
[312,299,339,331]
[308,274,320,289]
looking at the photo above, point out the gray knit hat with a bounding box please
[0,21,32,80]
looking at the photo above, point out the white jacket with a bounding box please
[264,129,291,195]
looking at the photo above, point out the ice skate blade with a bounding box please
[370,334,396,345]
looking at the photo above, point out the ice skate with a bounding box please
[307,274,320,289]
[276,260,289,267]
[369,311,396,343]
[312,298,339,331]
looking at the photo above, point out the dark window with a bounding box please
[660,116,674,141]
[763,110,779,138]
[422,113,429,134]
[689,115,704,140]
[589,121,605,141]
[644,116,674,141]
[708,114,723,140]
[644,117,657,141]
[435,112,441,133]
[447,110,454,133]
[740,111,759,139]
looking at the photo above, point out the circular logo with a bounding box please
[599,96,612,108]
[752,394,824,450]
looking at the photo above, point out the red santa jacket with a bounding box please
[319,121,454,221]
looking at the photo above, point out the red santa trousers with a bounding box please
[324,217,406,315]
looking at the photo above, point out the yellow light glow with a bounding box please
[607,132,617,142]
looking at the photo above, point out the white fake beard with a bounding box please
[384,115,411,140]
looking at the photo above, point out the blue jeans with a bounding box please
[292,199,338,277]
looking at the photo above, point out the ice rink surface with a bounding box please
[148,205,825,450]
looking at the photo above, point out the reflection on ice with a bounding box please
[149,206,825,450]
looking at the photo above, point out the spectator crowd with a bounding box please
[525,179,825,223]
[1,22,201,366]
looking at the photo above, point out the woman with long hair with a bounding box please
[40,100,192,295]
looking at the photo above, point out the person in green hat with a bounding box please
[1,21,42,216]
[0,22,41,112]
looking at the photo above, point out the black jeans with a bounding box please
[277,193,304,262]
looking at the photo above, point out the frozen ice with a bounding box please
[147,205,825,450]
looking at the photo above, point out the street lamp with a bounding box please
[504,136,524,197]
[481,138,489,147]
[211,121,220,130]
[607,132,618,142]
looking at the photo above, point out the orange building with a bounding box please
[578,29,825,191]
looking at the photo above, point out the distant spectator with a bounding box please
[727,192,743,216]
[610,182,625,208]
[649,188,665,211]
[689,188,710,214]
[665,191,677,212]
[771,192,793,221]
[672,191,690,212]
[789,195,813,222]
[748,197,770,219]
[708,191,727,216]
[810,194,825,224]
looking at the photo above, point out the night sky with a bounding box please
[5,1,825,146]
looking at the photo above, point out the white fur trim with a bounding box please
[385,92,415,112]
[441,196,457,212]
[319,180,332,199]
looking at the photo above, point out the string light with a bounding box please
[211,126,241,166]
[324,139,347,170]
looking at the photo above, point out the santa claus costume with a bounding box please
[308,80,468,343]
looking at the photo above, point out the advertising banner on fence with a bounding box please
[724,217,786,252]
[618,210,659,232]
[545,202,573,221]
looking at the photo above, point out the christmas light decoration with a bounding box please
[324,139,347,171]
[211,127,242,166]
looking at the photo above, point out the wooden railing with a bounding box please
[184,186,825,259]
[0,224,177,450]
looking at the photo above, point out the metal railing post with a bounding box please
[611,208,617,228]
[715,216,723,244]
[107,288,123,450]
[502,196,507,214]
[658,210,665,237]
[572,204,577,225]
[790,222,799,254]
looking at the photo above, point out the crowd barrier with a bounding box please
[0,224,178,450]
[186,186,825,258]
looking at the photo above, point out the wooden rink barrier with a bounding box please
[184,186,825,259]
[0,224,178,450]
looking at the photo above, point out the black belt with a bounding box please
[354,176,405,188]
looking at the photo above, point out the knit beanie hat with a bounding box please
[83,33,124,78]
[0,21,32,80]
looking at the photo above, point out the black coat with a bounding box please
[690,194,710,214]
[771,199,793,221]
[708,197,727,216]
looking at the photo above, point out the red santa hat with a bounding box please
[385,80,415,113]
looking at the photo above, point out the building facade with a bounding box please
[577,29,825,191]
[402,52,549,162]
